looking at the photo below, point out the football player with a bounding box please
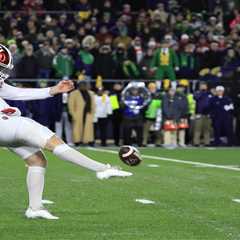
[0,44,132,220]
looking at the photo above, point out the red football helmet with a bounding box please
[0,44,13,83]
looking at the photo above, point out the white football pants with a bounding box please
[0,115,54,159]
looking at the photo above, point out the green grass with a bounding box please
[0,147,240,240]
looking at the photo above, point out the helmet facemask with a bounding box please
[0,64,12,82]
[0,45,14,84]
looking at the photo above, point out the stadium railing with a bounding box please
[8,78,232,91]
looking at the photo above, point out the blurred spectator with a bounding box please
[193,82,212,146]
[229,10,240,29]
[94,44,114,79]
[196,35,209,54]
[109,83,123,146]
[68,81,95,146]
[162,88,188,148]
[128,36,144,65]
[54,93,73,146]
[209,86,234,146]
[94,88,112,146]
[177,44,197,79]
[112,43,127,79]
[101,11,113,29]
[176,85,189,147]
[65,38,78,58]
[155,3,168,23]
[222,48,240,77]
[35,41,55,79]
[24,19,38,45]
[113,23,132,49]
[140,47,155,79]
[96,26,113,45]
[202,41,224,69]
[74,0,92,20]
[52,48,74,79]
[122,87,144,146]
[218,35,226,50]
[174,16,191,37]
[58,14,68,32]
[185,83,196,144]
[198,41,225,82]
[8,43,22,79]
[143,83,162,146]
[17,44,39,81]
[179,34,190,50]
[76,36,95,80]
[99,0,113,16]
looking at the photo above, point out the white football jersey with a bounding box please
[0,82,52,112]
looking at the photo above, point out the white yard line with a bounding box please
[87,147,240,172]
[135,199,155,204]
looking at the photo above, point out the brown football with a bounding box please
[119,146,142,166]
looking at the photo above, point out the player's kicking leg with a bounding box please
[45,135,132,179]
[13,117,132,180]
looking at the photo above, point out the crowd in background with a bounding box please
[1,0,240,83]
[1,0,240,146]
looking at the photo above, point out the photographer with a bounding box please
[122,86,144,146]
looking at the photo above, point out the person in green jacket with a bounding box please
[151,40,179,89]
[52,48,74,79]
[187,93,196,116]
[177,44,197,79]
[143,83,162,146]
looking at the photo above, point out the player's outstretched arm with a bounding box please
[0,80,74,101]
[49,80,74,95]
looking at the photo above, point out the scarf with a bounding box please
[79,89,91,124]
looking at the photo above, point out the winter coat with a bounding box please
[52,53,74,78]
[68,90,95,143]
[162,93,188,121]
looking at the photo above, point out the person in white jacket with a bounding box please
[0,44,132,220]
[94,89,113,146]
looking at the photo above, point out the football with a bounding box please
[118,145,142,166]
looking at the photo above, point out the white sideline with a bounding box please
[87,147,240,172]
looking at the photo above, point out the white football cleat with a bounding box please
[25,207,59,220]
[96,164,133,180]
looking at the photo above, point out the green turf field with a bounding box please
[0,147,240,240]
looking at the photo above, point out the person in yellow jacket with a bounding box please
[68,81,95,145]
[143,83,162,146]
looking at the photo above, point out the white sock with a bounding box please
[53,144,107,172]
[27,166,45,210]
